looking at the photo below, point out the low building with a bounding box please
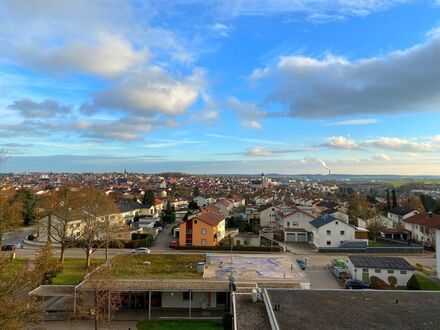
[347,255,415,286]
[387,207,419,226]
[232,233,260,247]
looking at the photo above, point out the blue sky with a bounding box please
[1,0,440,174]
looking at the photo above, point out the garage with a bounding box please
[285,231,308,242]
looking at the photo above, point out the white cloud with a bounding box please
[226,97,265,129]
[18,33,148,77]
[89,67,204,116]
[363,137,433,152]
[253,30,440,118]
[205,133,287,145]
[209,23,232,38]
[324,118,380,126]
[246,147,273,157]
[372,153,391,161]
[325,136,358,150]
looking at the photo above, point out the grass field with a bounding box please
[110,254,204,279]
[136,320,222,330]
[52,258,104,285]
[416,275,440,291]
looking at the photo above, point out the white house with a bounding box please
[387,207,419,226]
[403,212,440,248]
[277,207,315,243]
[259,206,279,228]
[309,215,356,248]
[347,255,415,286]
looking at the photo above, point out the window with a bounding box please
[335,221,338,225]
[201,228,207,235]
[287,222,290,227]
[400,270,407,275]
[194,220,198,224]
[387,270,394,274]
[183,292,193,301]
[327,230,331,235]
[201,239,206,245]
[375,269,381,273]
[340,230,345,235]
[326,241,331,246]
[186,229,192,234]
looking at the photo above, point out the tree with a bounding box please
[188,200,199,211]
[79,187,120,269]
[30,243,62,286]
[40,187,82,263]
[0,255,44,329]
[366,216,386,241]
[406,275,421,290]
[392,189,398,208]
[402,196,425,212]
[193,186,201,197]
[102,213,128,262]
[386,189,391,211]
[0,193,22,246]
[15,188,38,226]
[142,190,155,208]
[347,193,377,224]
[161,204,176,224]
[420,195,440,214]
[75,267,121,330]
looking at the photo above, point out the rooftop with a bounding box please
[265,289,440,330]
[234,294,271,330]
[310,214,337,228]
[348,255,414,270]
[389,206,416,216]
[403,212,440,230]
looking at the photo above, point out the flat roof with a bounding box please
[234,294,271,330]
[266,289,440,330]
[349,255,415,270]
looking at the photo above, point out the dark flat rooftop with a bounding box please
[266,289,440,330]
[349,255,414,270]
[234,294,271,330]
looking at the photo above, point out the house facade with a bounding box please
[310,215,356,248]
[403,212,440,248]
[347,255,415,286]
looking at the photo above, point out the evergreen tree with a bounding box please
[386,189,391,210]
[142,190,155,207]
[15,188,37,226]
[392,189,398,208]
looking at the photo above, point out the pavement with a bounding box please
[41,320,138,330]
[307,266,342,289]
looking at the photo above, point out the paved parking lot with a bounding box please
[307,266,342,289]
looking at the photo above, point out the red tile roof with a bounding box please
[403,213,440,230]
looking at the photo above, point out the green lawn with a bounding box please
[137,320,222,330]
[52,258,104,285]
[416,275,440,291]
[110,254,204,279]
[368,240,389,247]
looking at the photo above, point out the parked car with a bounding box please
[1,244,16,251]
[169,240,178,249]
[345,279,370,290]
[296,259,306,270]
[261,228,270,233]
[131,247,150,254]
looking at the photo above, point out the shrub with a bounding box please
[415,263,424,271]
[370,276,390,290]
[388,275,397,287]
[407,275,421,290]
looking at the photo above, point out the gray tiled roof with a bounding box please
[349,255,414,270]
[310,214,337,228]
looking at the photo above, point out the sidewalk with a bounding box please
[42,320,138,330]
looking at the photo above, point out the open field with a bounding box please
[109,254,204,279]
[137,320,222,330]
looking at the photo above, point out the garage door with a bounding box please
[297,233,307,243]
[286,233,296,242]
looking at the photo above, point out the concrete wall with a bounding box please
[161,292,217,309]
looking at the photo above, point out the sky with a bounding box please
[1,0,440,174]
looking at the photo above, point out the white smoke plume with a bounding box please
[304,156,331,172]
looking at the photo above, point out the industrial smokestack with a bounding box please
[328,169,331,175]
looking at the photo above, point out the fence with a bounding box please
[318,246,424,254]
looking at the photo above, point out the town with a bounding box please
[1,171,440,329]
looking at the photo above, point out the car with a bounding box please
[131,247,150,254]
[261,228,270,233]
[345,279,370,290]
[169,240,178,248]
[1,244,16,251]
[296,259,306,270]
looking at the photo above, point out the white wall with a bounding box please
[347,259,414,286]
[259,207,278,228]
[161,292,217,308]
[312,220,355,248]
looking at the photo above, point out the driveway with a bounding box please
[150,223,176,251]
[308,266,342,289]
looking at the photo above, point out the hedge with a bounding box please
[176,245,281,252]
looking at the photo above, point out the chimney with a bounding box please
[328,169,331,175]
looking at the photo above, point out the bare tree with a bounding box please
[79,187,120,269]
[102,214,128,262]
[75,267,121,330]
[0,193,22,246]
[40,187,82,263]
